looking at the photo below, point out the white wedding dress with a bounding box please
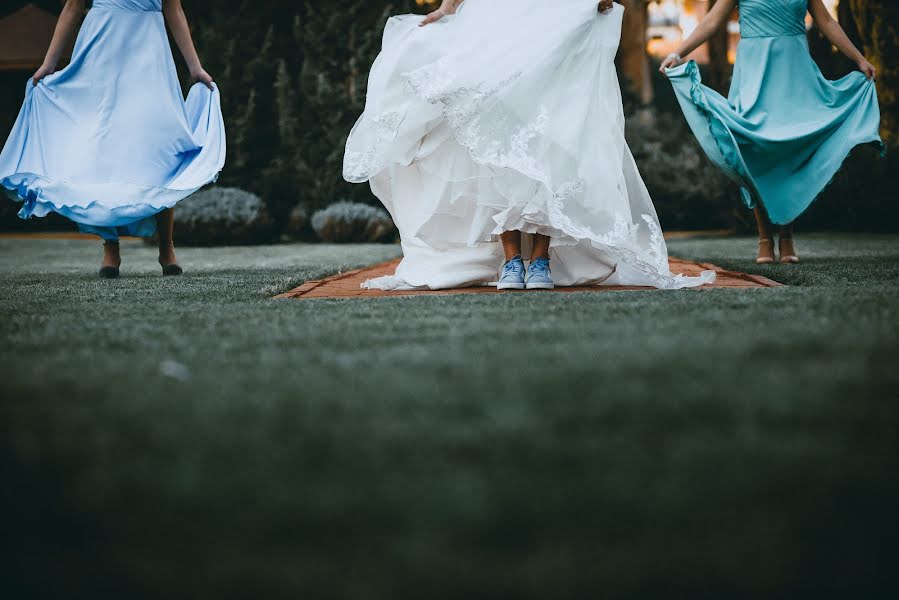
[344,0,714,290]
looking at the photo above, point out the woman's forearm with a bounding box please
[674,0,735,59]
[816,15,865,63]
[809,0,875,78]
[163,0,203,74]
[42,0,85,70]
[441,0,464,15]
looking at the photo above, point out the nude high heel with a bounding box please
[756,238,775,264]
[779,236,800,264]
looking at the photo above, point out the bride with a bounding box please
[344,0,714,291]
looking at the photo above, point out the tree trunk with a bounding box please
[617,0,652,105]
[848,0,898,145]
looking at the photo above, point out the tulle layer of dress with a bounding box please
[344,0,714,290]
[665,0,882,225]
[0,0,226,240]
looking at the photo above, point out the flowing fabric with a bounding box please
[666,0,882,225]
[344,0,714,290]
[0,0,226,241]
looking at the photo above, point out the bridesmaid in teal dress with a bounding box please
[661,0,881,264]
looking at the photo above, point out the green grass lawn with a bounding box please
[2,234,898,599]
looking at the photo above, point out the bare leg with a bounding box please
[156,208,178,266]
[779,221,799,264]
[531,234,551,261]
[500,231,522,261]
[497,231,526,290]
[754,206,775,264]
[98,240,121,279]
[780,221,794,239]
[156,208,183,275]
[102,241,121,269]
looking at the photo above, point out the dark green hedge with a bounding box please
[158,0,899,234]
[181,1,429,226]
[0,1,893,234]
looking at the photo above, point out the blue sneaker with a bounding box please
[526,257,554,289]
[497,255,526,290]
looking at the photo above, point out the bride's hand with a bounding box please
[31,64,55,86]
[419,8,448,27]
[598,0,614,13]
[857,58,877,81]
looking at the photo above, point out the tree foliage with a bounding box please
[179,0,896,233]
[847,0,898,146]
[185,0,426,221]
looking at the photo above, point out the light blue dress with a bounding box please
[0,0,226,240]
[666,0,882,225]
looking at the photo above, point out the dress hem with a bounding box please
[3,171,221,240]
[668,60,885,225]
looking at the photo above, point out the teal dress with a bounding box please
[666,0,882,225]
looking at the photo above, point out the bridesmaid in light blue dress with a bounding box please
[0,0,225,278]
[661,0,881,264]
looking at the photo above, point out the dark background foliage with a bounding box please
[179,0,427,226]
[0,0,895,236]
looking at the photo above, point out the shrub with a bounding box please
[310,201,395,243]
[0,196,75,233]
[174,187,275,246]
[185,1,426,225]
[284,203,310,239]
[0,195,19,224]
[625,108,744,231]
[800,143,897,232]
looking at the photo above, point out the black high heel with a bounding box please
[159,240,183,276]
[99,241,120,279]
[162,263,183,276]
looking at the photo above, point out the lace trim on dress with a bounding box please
[344,111,405,183]
[346,58,715,289]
